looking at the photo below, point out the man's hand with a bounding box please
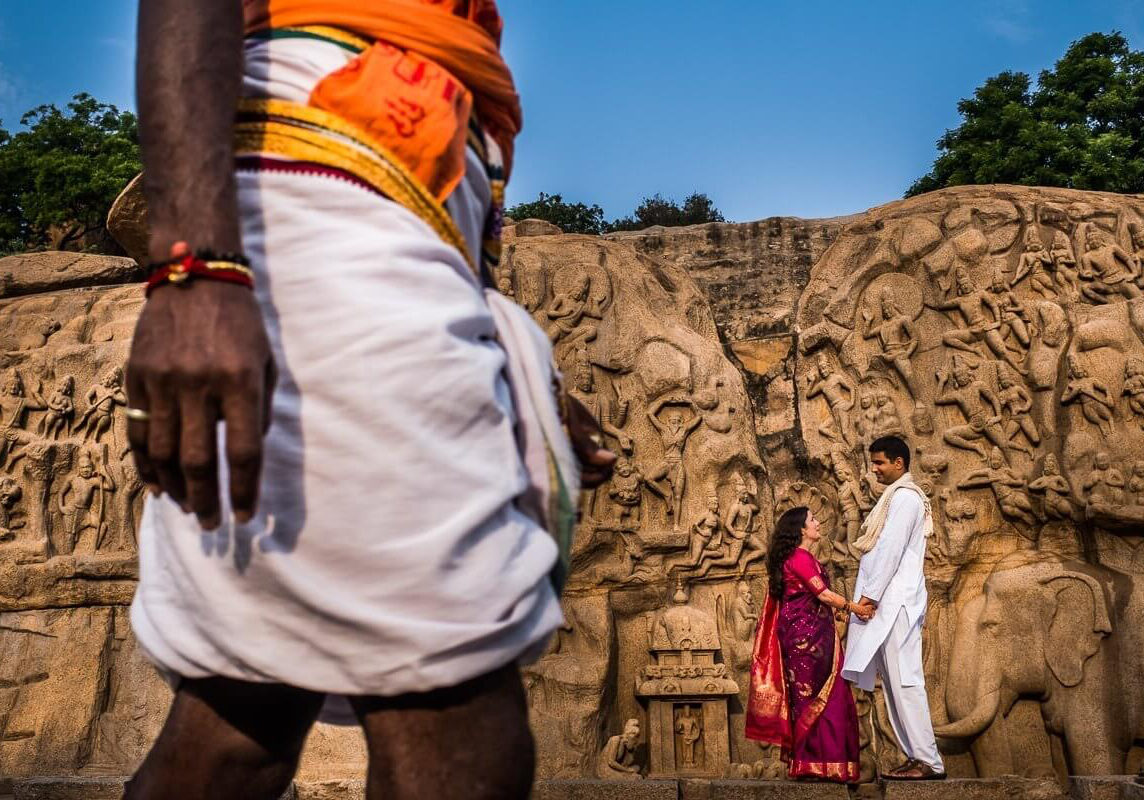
[563,392,616,488]
[127,277,275,529]
[854,596,877,621]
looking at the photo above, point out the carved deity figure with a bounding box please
[38,375,75,440]
[569,349,630,522]
[1078,225,1141,303]
[860,289,922,400]
[608,457,644,528]
[1124,357,1144,428]
[545,271,605,363]
[674,706,703,768]
[56,450,117,555]
[1061,355,1115,436]
[1028,454,1075,521]
[957,447,1037,527]
[0,476,23,542]
[987,268,1032,353]
[935,267,1026,375]
[934,357,1011,461]
[1083,451,1125,507]
[806,355,855,443]
[1,370,46,430]
[996,368,1040,457]
[645,395,702,531]
[1012,228,1056,298]
[79,367,128,445]
[1049,230,1081,299]
[597,719,643,780]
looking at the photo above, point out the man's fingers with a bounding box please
[179,389,221,529]
[124,373,159,492]
[146,381,186,507]
[221,376,267,524]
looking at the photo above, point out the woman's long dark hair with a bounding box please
[767,506,808,600]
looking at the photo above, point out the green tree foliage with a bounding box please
[0,93,141,254]
[908,32,1144,197]
[506,192,606,234]
[607,192,725,231]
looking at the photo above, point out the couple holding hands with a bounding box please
[746,435,946,783]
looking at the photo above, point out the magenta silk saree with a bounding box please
[746,547,860,782]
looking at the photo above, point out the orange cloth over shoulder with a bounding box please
[243,0,520,200]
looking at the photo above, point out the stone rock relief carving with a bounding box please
[796,186,1144,779]
[597,718,643,780]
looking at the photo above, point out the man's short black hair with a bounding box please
[869,435,910,469]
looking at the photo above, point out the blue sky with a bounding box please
[1,1,1141,220]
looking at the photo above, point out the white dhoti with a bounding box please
[870,608,943,772]
[130,36,565,709]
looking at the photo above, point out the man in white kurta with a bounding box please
[842,436,945,778]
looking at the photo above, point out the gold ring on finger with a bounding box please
[124,407,151,422]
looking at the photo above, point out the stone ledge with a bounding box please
[678,778,848,799]
[1069,776,1138,800]
[293,780,363,800]
[532,779,678,799]
[13,778,126,800]
[883,777,1067,800]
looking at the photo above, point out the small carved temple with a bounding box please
[636,581,739,777]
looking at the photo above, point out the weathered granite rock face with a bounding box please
[5,184,1144,785]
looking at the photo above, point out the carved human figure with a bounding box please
[645,395,702,531]
[690,484,759,578]
[1128,461,1144,506]
[1083,451,1125,507]
[1130,223,1144,276]
[681,494,723,571]
[1012,228,1056,298]
[1079,225,1141,303]
[0,476,23,542]
[1049,230,1081,299]
[729,581,756,642]
[996,368,1040,457]
[987,268,1032,352]
[957,447,1037,528]
[1028,454,1076,522]
[1124,357,1144,428]
[38,375,75,440]
[674,706,703,768]
[112,458,146,552]
[545,272,602,364]
[57,450,117,555]
[934,357,1011,461]
[569,349,630,521]
[1,370,46,430]
[861,289,923,399]
[79,367,128,445]
[935,267,1027,375]
[806,355,855,443]
[608,457,644,528]
[872,392,905,438]
[597,719,643,780]
[832,458,868,558]
[1061,355,1115,436]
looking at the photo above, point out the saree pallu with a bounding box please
[747,548,860,783]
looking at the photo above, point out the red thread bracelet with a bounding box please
[145,253,255,297]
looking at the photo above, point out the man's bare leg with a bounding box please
[124,677,324,800]
[349,662,535,800]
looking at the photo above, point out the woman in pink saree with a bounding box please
[746,506,866,782]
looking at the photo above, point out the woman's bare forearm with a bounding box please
[137,0,243,261]
[818,588,851,612]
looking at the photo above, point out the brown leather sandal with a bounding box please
[884,760,947,781]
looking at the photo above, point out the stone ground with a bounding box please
[2,776,1142,800]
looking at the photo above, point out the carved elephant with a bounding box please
[935,554,1144,775]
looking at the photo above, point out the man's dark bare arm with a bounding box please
[128,0,275,529]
